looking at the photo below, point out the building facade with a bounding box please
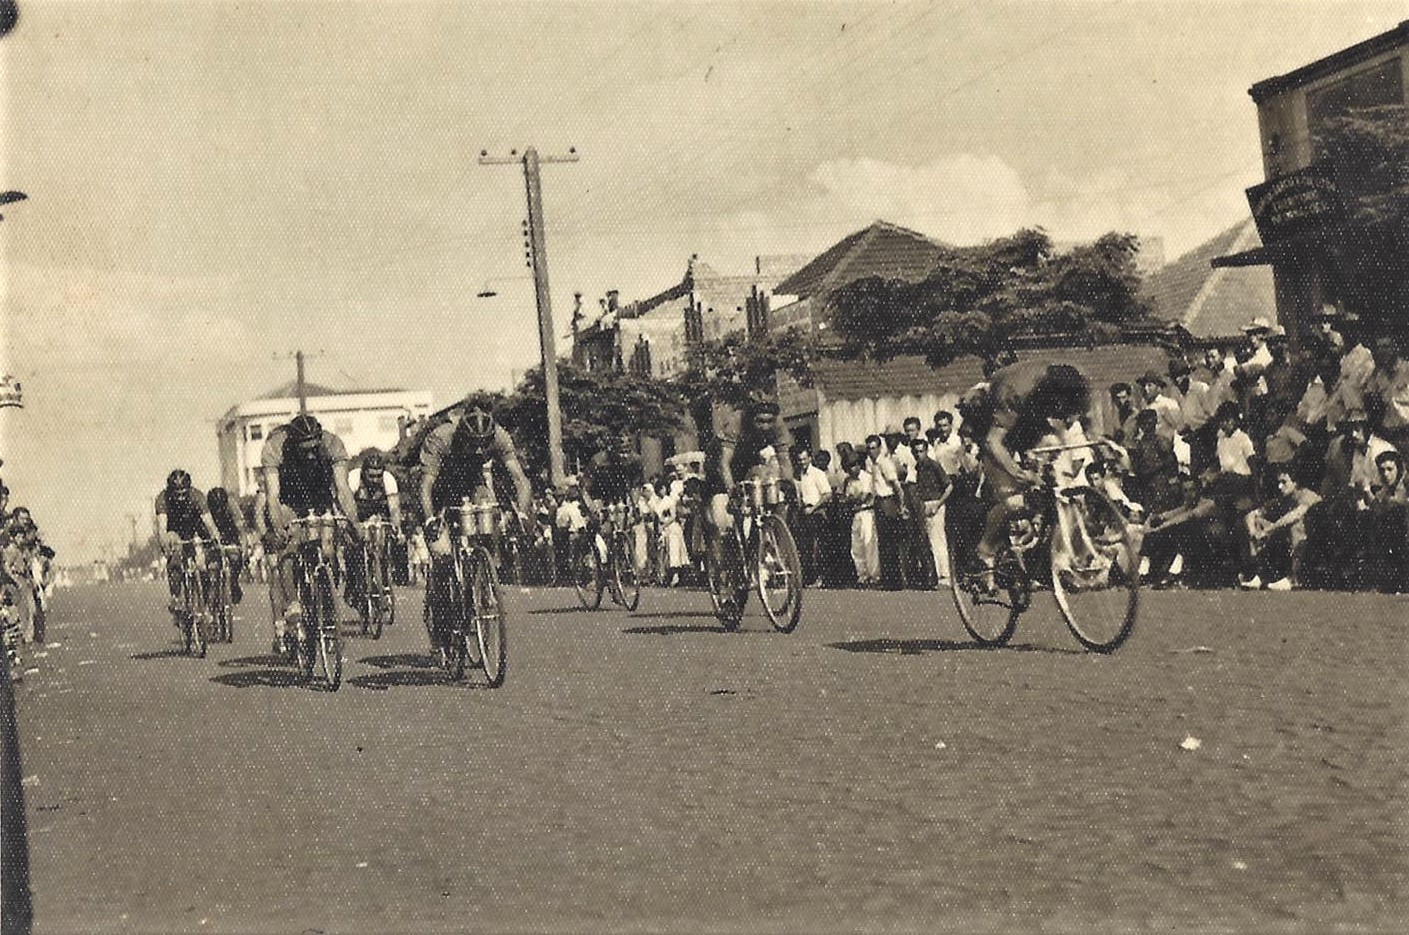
[216,382,433,497]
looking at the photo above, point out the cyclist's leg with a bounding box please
[165,554,183,614]
[270,546,300,645]
[426,521,455,647]
[703,493,731,585]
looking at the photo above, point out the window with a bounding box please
[247,423,263,441]
[333,419,355,437]
[377,414,400,434]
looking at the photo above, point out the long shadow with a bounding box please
[358,653,437,670]
[129,649,189,661]
[209,669,307,689]
[623,621,772,636]
[348,670,487,691]
[626,610,718,621]
[827,638,1085,657]
[219,654,287,668]
[527,606,592,616]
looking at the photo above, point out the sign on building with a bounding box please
[1245,162,1344,246]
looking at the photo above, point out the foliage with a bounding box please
[677,326,815,408]
[826,228,1151,366]
[1315,105,1408,338]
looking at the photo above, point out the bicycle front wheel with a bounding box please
[573,535,604,610]
[471,548,507,688]
[314,568,343,690]
[950,548,1023,647]
[757,515,802,633]
[1050,490,1140,653]
[611,534,641,611]
[189,574,209,659]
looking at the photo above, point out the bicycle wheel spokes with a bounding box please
[950,550,1021,647]
[472,549,508,688]
[315,571,343,690]
[757,515,802,633]
[1050,492,1140,653]
[612,535,641,611]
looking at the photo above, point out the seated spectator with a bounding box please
[1367,335,1409,459]
[1205,401,1258,514]
[1142,475,1224,588]
[1302,410,1394,589]
[1238,466,1320,591]
[1127,409,1180,514]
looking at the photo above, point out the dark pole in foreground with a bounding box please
[1,647,34,935]
[479,147,579,488]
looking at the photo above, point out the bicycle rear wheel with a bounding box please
[706,535,748,631]
[1050,490,1140,653]
[314,569,343,690]
[757,515,802,633]
[189,573,209,659]
[573,535,604,610]
[611,534,641,611]
[950,548,1024,647]
[471,548,507,688]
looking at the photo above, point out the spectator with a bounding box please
[1367,335,1409,459]
[1143,475,1225,588]
[1239,466,1320,591]
[1126,409,1180,515]
[1208,400,1257,510]
[907,436,953,587]
[1134,371,1181,440]
[864,434,905,590]
[652,479,689,586]
[1108,383,1136,442]
[793,448,832,586]
[841,456,879,586]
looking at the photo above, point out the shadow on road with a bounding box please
[347,669,464,691]
[218,654,286,668]
[358,653,438,670]
[209,669,307,689]
[128,649,189,661]
[623,620,773,636]
[827,638,1084,656]
[527,606,588,616]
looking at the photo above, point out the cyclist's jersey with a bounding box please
[260,426,349,515]
[730,422,792,483]
[584,451,643,505]
[979,360,1090,497]
[349,467,399,522]
[154,488,212,541]
[420,420,516,513]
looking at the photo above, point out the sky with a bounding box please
[1,0,1406,563]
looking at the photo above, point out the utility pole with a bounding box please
[274,350,324,416]
[479,146,578,488]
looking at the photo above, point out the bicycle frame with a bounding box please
[440,501,508,686]
[286,514,351,689]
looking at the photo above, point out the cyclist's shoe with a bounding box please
[1238,574,1262,590]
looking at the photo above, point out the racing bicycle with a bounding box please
[572,501,642,611]
[949,440,1140,653]
[705,477,803,632]
[208,543,243,644]
[287,514,350,690]
[170,538,212,658]
[356,516,397,640]
[428,499,507,687]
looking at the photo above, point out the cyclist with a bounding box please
[699,393,794,604]
[204,486,250,606]
[345,448,403,609]
[967,361,1094,585]
[419,403,532,653]
[259,414,361,653]
[154,470,222,621]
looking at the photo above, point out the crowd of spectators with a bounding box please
[1,470,58,674]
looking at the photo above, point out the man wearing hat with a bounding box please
[1130,370,1181,441]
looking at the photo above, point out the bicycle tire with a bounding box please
[296,573,317,683]
[190,571,209,659]
[471,548,508,688]
[367,546,385,641]
[612,533,641,611]
[573,535,604,610]
[314,568,342,690]
[706,535,748,631]
[757,515,803,633]
[949,546,1023,647]
[1050,489,1140,653]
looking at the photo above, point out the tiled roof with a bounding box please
[812,344,1175,403]
[1140,219,1277,339]
[256,381,406,400]
[774,221,949,299]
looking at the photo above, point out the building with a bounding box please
[1143,218,1277,341]
[216,382,433,497]
[1215,20,1408,337]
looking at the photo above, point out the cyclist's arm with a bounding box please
[419,470,438,527]
[986,424,1035,484]
[332,461,360,529]
[387,491,403,530]
[717,439,737,490]
[263,467,296,531]
[501,454,534,518]
[199,510,221,544]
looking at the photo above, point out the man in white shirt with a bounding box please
[865,433,906,590]
[930,410,978,478]
[793,448,832,586]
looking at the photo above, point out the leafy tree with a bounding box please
[826,228,1152,366]
[1316,104,1408,339]
[678,326,816,408]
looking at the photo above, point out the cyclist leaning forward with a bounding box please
[698,393,794,609]
[579,433,644,560]
[418,404,533,656]
[963,360,1096,586]
[344,448,403,611]
[154,469,223,623]
[258,414,362,654]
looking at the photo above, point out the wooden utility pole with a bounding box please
[478,147,578,488]
[275,350,324,416]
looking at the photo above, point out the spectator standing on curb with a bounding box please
[793,448,832,587]
[908,436,953,587]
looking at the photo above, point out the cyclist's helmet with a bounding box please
[361,448,387,471]
[166,469,192,493]
[284,414,324,459]
[455,405,497,448]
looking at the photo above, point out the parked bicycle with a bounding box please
[705,477,803,632]
[356,516,397,640]
[572,501,641,611]
[170,538,212,658]
[208,543,243,644]
[287,514,350,690]
[949,440,1140,653]
[428,498,507,687]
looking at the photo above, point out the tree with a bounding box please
[826,228,1152,366]
[678,326,816,408]
[499,361,686,480]
[1316,104,1408,340]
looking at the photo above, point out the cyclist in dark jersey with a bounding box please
[345,448,403,610]
[259,414,360,649]
[419,404,532,652]
[205,487,250,605]
[582,435,644,514]
[154,469,222,616]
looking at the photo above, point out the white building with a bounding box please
[216,382,433,497]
